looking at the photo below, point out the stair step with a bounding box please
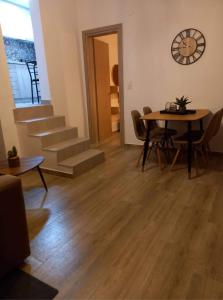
[17,116,66,134]
[43,137,89,151]
[13,104,54,121]
[30,127,78,147]
[59,149,105,177]
[40,165,74,178]
[43,137,90,161]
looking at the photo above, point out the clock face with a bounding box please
[171,28,206,65]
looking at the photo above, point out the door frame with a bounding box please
[82,24,124,145]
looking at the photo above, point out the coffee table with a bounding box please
[0,156,48,191]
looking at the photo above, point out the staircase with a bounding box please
[14,104,105,177]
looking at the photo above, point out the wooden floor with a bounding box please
[20,135,223,299]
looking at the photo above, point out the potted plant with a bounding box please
[8,146,20,168]
[175,96,191,112]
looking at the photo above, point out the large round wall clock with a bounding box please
[171,28,206,65]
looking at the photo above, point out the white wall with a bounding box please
[74,0,223,152]
[0,26,20,154]
[30,0,223,152]
[32,0,87,137]
[30,0,51,101]
[0,120,6,160]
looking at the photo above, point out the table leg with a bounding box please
[187,121,192,179]
[165,120,168,131]
[142,127,150,172]
[164,120,171,161]
[37,166,48,192]
[164,120,168,146]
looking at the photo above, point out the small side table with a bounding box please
[0,156,48,192]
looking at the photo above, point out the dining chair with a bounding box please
[131,110,163,169]
[143,106,178,163]
[143,106,177,144]
[170,108,223,173]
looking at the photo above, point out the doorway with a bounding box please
[82,24,124,146]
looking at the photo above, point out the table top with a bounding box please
[0,156,44,176]
[142,109,210,121]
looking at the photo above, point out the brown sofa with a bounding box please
[0,175,30,279]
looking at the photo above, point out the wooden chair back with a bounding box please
[202,108,223,145]
[143,106,157,130]
[131,110,146,141]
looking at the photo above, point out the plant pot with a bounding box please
[179,106,187,112]
[8,156,20,168]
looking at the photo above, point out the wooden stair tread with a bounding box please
[14,104,52,109]
[16,115,64,124]
[43,138,89,152]
[30,127,74,137]
[14,103,105,177]
[59,149,104,167]
[40,165,73,177]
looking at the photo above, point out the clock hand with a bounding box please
[179,45,191,49]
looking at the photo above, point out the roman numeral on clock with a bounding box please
[173,52,181,60]
[196,49,203,55]
[192,54,197,62]
[171,46,179,51]
[196,35,203,42]
[178,55,184,64]
[186,57,190,65]
[179,32,184,40]
[185,29,191,37]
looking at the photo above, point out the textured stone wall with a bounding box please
[3,37,36,62]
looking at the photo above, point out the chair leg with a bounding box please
[137,147,144,167]
[166,139,171,162]
[201,148,208,168]
[146,145,153,164]
[207,143,212,159]
[137,143,154,167]
[156,145,162,170]
[170,137,175,148]
[194,149,199,176]
[170,147,181,171]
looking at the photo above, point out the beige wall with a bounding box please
[74,0,223,151]
[30,0,51,101]
[31,0,223,152]
[0,120,6,160]
[0,27,20,154]
[32,0,87,137]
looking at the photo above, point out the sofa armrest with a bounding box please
[0,175,30,278]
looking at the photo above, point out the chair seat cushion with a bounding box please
[157,127,177,136]
[174,130,203,144]
[139,127,177,141]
